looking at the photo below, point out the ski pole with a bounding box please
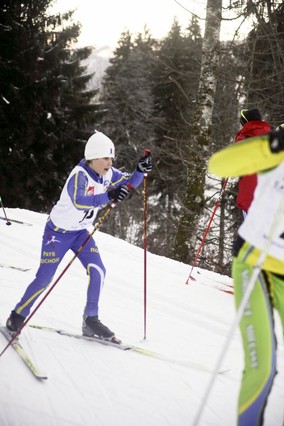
[186,178,228,283]
[192,190,284,425]
[0,196,11,226]
[0,203,116,358]
[143,149,151,340]
[192,260,262,425]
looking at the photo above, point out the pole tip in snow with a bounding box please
[185,275,196,284]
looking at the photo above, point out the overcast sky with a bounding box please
[51,0,205,48]
[50,0,249,51]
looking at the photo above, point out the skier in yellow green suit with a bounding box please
[209,126,284,426]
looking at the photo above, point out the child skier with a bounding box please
[6,130,152,341]
[209,127,284,425]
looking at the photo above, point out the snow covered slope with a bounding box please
[0,208,283,426]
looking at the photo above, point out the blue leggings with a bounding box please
[14,220,106,318]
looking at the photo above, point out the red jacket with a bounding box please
[234,120,271,212]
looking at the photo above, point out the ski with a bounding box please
[0,326,47,380]
[196,270,234,288]
[0,263,31,272]
[189,277,234,295]
[30,324,133,350]
[29,324,229,374]
[189,271,234,295]
[0,216,33,226]
[219,288,234,295]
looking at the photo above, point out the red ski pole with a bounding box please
[143,149,151,340]
[186,178,228,283]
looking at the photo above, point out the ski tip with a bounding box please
[220,289,234,295]
[36,375,48,380]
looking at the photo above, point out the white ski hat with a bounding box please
[84,131,115,160]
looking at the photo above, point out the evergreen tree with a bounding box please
[203,41,242,273]
[0,0,101,211]
[243,2,284,125]
[99,19,204,258]
[174,0,222,264]
[149,17,202,256]
[101,29,156,167]
[99,29,157,244]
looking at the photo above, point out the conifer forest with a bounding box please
[1,0,284,274]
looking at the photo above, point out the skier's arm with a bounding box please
[110,152,152,189]
[67,171,109,210]
[109,168,143,189]
[208,130,284,178]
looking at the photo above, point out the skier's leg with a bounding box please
[233,255,277,426]
[11,223,72,318]
[73,231,106,317]
[73,232,115,338]
[270,271,284,332]
[269,271,284,426]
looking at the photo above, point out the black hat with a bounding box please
[240,109,262,126]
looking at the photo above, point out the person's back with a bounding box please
[234,108,271,214]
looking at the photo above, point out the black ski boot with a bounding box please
[6,310,25,333]
[82,315,116,340]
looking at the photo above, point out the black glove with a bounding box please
[269,128,284,153]
[137,152,152,173]
[108,185,131,203]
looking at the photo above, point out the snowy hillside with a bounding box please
[84,46,111,91]
[0,208,284,426]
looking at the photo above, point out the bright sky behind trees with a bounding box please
[51,0,247,49]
